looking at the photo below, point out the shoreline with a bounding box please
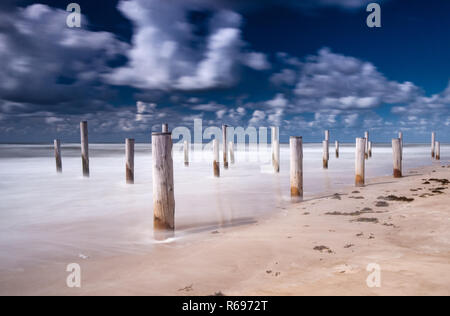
[0,162,449,295]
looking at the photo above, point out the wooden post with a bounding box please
[398,131,403,160]
[431,132,436,158]
[213,139,220,177]
[54,139,62,173]
[162,123,168,133]
[325,130,330,141]
[272,127,280,173]
[152,132,175,238]
[392,138,402,178]
[323,140,329,169]
[229,141,235,164]
[290,136,303,198]
[355,138,365,187]
[184,140,189,167]
[222,125,228,169]
[435,141,441,160]
[364,131,369,159]
[126,138,135,184]
[80,121,89,177]
[368,141,373,158]
[335,141,339,158]
[273,140,280,173]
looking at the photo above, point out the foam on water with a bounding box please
[0,143,448,269]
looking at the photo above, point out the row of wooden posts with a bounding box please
[53,122,441,237]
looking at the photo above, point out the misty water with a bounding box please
[0,143,447,269]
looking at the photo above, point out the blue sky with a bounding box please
[0,0,449,143]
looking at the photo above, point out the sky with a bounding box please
[0,0,449,143]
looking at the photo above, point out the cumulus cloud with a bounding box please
[191,102,226,112]
[105,0,269,91]
[0,4,127,113]
[270,69,297,86]
[293,48,421,112]
[241,52,271,70]
[391,81,450,130]
[249,110,266,125]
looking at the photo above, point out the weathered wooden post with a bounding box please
[365,132,370,159]
[398,131,403,160]
[368,141,373,158]
[271,127,280,173]
[162,123,169,133]
[222,125,228,169]
[335,141,339,158]
[229,141,235,164]
[125,138,135,184]
[152,132,175,238]
[431,132,436,158]
[323,140,329,169]
[435,141,441,160]
[392,138,402,178]
[80,121,89,177]
[325,130,330,141]
[290,136,303,198]
[184,140,189,167]
[355,138,365,187]
[213,139,220,177]
[54,139,62,173]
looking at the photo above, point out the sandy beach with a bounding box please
[1,161,449,296]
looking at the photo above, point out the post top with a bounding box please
[290,136,302,139]
[152,132,172,136]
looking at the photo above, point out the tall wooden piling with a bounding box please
[323,140,329,169]
[271,127,280,173]
[435,141,441,160]
[364,131,369,159]
[229,141,235,164]
[162,123,169,133]
[125,138,135,184]
[290,136,303,198]
[431,132,436,158]
[392,138,402,178]
[184,140,189,167]
[368,141,373,158]
[335,141,339,158]
[398,131,403,160]
[213,139,220,177]
[325,130,330,141]
[80,121,89,177]
[222,125,228,169]
[152,132,175,238]
[355,138,365,187]
[273,140,280,173]
[54,139,62,173]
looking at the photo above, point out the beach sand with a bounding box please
[1,163,449,296]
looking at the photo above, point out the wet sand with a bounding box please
[1,163,449,296]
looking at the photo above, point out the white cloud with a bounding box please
[249,110,266,125]
[191,102,226,112]
[0,4,127,112]
[105,0,269,91]
[343,113,359,126]
[270,69,297,86]
[241,52,271,70]
[293,48,421,112]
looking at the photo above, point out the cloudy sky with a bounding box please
[0,0,449,143]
